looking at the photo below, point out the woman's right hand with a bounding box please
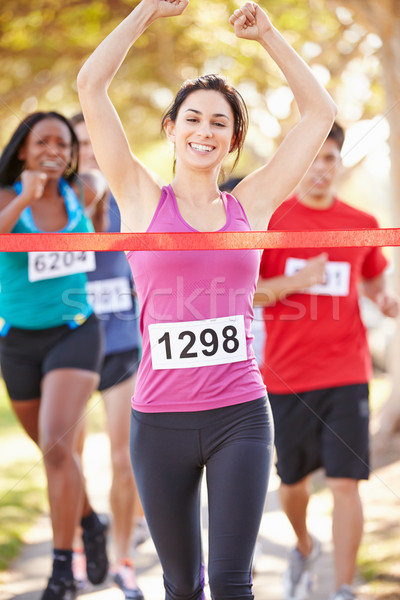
[146,0,189,20]
[229,2,272,42]
[20,170,47,205]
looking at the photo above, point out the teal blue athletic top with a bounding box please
[0,178,95,332]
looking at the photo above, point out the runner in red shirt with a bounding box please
[256,123,399,600]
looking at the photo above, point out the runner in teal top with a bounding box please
[0,111,109,600]
[0,177,94,332]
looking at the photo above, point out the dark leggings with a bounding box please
[130,397,274,600]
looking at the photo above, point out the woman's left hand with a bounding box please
[229,2,272,41]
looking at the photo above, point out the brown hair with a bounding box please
[161,74,248,172]
[327,121,345,152]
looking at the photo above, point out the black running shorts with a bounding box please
[0,313,104,400]
[98,348,140,391]
[269,383,370,483]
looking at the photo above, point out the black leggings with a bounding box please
[130,397,274,600]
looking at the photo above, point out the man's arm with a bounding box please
[361,273,399,318]
[255,253,328,306]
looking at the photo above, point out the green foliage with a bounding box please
[0,379,22,437]
[358,526,400,594]
[0,381,47,574]
[0,380,105,574]
[0,0,385,178]
[0,462,47,572]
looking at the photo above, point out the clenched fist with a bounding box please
[229,2,272,41]
[20,170,48,204]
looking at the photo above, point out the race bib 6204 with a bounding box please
[28,251,96,282]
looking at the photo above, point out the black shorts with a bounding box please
[98,348,140,391]
[268,383,370,483]
[0,313,104,401]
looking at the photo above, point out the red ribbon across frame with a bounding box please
[1,229,400,252]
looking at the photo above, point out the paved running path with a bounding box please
[1,430,371,600]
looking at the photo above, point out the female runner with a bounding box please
[77,2,336,598]
[0,111,109,600]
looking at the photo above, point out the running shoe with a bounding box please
[113,559,145,600]
[133,517,151,548]
[252,540,263,575]
[82,514,109,584]
[72,548,87,590]
[283,535,322,600]
[41,576,77,600]
[329,584,357,600]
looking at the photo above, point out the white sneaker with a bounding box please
[72,548,87,590]
[329,584,356,600]
[133,517,150,548]
[252,540,263,575]
[113,559,144,600]
[283,535,322,600]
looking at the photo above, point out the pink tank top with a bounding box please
[127,185,266,412]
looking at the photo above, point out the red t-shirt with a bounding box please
[259,196,388,394]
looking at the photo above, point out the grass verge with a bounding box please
[0,379,105,575]
[0,380,47,574]
[0,462,47,571]
[356,373,400,598]
[358,529,400,598]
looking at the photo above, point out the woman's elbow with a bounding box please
[76,67,90,96]
[77,66,108,104]
[323,95,338,123]
[76,64,101,97]
[306,96,337,135]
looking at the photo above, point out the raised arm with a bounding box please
[0,171,47,233]
[228,2,337,229]
[77,0,189,232]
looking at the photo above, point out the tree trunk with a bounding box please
[328,0,400,432]
[375,17,400,434]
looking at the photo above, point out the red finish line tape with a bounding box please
[1,229,400,252]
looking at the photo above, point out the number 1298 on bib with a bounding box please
[149,315,247,370]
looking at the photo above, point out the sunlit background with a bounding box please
[1,0,399,376]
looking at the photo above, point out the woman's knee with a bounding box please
[40,433,73,469]
[208,568,253,599]
[164,576,204,600]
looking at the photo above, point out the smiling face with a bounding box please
[18,118,73,179]
[164,89,235,173]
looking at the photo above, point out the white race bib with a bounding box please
[86,277,133,314]
[28,251,96,282]
[284,257,351,296]
[149,315,247,370]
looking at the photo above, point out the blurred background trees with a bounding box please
[1,0,399,430]
[0,0,392,178]
[327,0,400,436]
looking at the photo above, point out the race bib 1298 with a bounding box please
[28,251,96,282]
[149,315,247,370]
